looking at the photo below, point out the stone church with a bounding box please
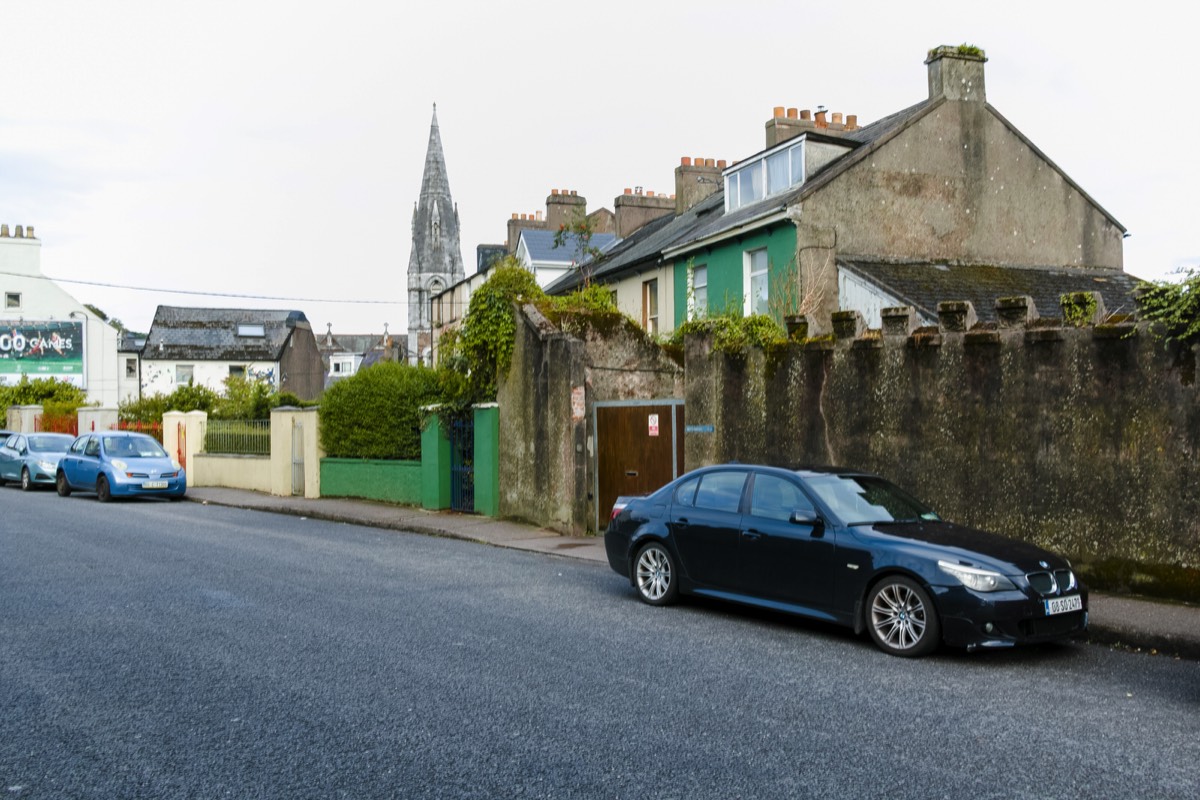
[407,104,465,365]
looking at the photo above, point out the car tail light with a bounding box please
[610,500,629,521]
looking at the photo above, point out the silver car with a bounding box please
[0,433,76,491]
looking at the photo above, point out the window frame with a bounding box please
[176,364,195,385]
[4,292,20,310]
[642,278,659,335]
[743,248,770,316]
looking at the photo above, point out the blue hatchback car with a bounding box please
[56,431,186,502]
[0,432,76,490]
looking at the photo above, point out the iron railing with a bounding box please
[203,419,271,455]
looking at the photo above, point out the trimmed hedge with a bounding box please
[318,363,441,459]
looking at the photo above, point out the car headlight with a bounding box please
[111,459,128,471]
[938,560,1017,592]
[36,460,56,472]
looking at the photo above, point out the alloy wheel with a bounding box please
[635,543,678,605]
[21,468,32,491]
[867,577,940,657]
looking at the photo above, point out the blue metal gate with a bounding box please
[449,417,475,513]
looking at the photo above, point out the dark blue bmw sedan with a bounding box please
[605,464,1087,657]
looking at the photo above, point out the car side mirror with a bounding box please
[790,509,821,525]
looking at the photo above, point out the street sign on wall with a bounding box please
[0,320,85,387]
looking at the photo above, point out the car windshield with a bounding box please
[102,436,168,459]
[28,436,71,453]
[805,475,940,525]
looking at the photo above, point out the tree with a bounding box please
[1137,267,1200,348]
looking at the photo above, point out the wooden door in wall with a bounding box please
[595,401,684,532]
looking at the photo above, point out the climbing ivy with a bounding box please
[1137,267,1200,348]
[667,311,787,353]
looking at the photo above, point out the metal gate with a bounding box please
[291,418,305,496]
[449,417,475,513]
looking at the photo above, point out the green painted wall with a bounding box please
[420,413,452,510]
[673,223,798,327]
[320,459,421,505]
[473,405,499,517]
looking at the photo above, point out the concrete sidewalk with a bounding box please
[185,487,1200,660]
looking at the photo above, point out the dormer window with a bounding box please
[237,324,265,337]
[725,140,806,212]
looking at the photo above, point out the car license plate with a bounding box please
[1045,595,1082,616]
[142,480,168,489]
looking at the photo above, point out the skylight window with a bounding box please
[237,324,266,337]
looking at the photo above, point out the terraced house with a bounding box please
[548,45,1142,331]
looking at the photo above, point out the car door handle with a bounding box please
[741,529,763,541]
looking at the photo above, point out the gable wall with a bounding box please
[800,102,1124,270]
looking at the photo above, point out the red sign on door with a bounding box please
[648,413,660,437]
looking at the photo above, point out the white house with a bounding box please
[141,306,325,400]
[0,224,120,406]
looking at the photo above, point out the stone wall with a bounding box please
[498,304,683,535]
[686,297,1199,601]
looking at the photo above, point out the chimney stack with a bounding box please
[675,156,724,214]
[615,186,675,238]
[926,44,987,102]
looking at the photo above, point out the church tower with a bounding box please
[407,104,464,364]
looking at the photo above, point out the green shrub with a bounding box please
[0,376,88,415]
[318,362,442,459]
[120,383,220,423]
[667,311,787,352]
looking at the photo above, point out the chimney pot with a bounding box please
[624,187,633,195]
[0,224,8,237]
[786,107,798,119]
[773,106,785,118]
[717,159,727,169]
[681,156,692,166]
[14,225,23,237]
[25,226,33,238]
[800,109,812,121]
[815,110,828,127]
[847,114,858,129]
[832,112,843,124]
[511,213,518,220]
[536,211,543,221]
[704,158,715,167]
[647,190,655,197]
[570,190,577,196]
[551,189,559,196]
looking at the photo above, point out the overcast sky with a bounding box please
[2,0,1195,337]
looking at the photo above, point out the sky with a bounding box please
[1,0,1195,338]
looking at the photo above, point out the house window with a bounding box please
[177,365,194,385]
[725,141,806,211]
[125,358,137,379]
[744,249,769,316]
[229,365,245,378]
[5,292,20,309]
[609,290,618,307]
[237,324,265,337]
[642,279,659,335]
[690,264,708,320]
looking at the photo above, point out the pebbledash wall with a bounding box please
[684,294,1200,601]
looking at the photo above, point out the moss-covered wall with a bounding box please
[498,304,683,535]
[685,307,1200,601]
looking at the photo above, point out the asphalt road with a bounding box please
[2,488,1198,799]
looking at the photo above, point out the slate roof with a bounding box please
[519,229,618,264]
[545,192,727,295]
[839,259,1145,324]
[143,306,309,361]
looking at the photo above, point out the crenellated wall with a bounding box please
[685,294,1200,601]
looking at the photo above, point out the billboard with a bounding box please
[0,320,86,387]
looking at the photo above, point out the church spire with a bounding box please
[407,103,464,365]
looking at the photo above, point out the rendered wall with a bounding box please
[321,458,421,505]
[672,226,798,327]
[685,299,1200,601]
[192,454,272,493]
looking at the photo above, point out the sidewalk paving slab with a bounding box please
[185,487,1200,658]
